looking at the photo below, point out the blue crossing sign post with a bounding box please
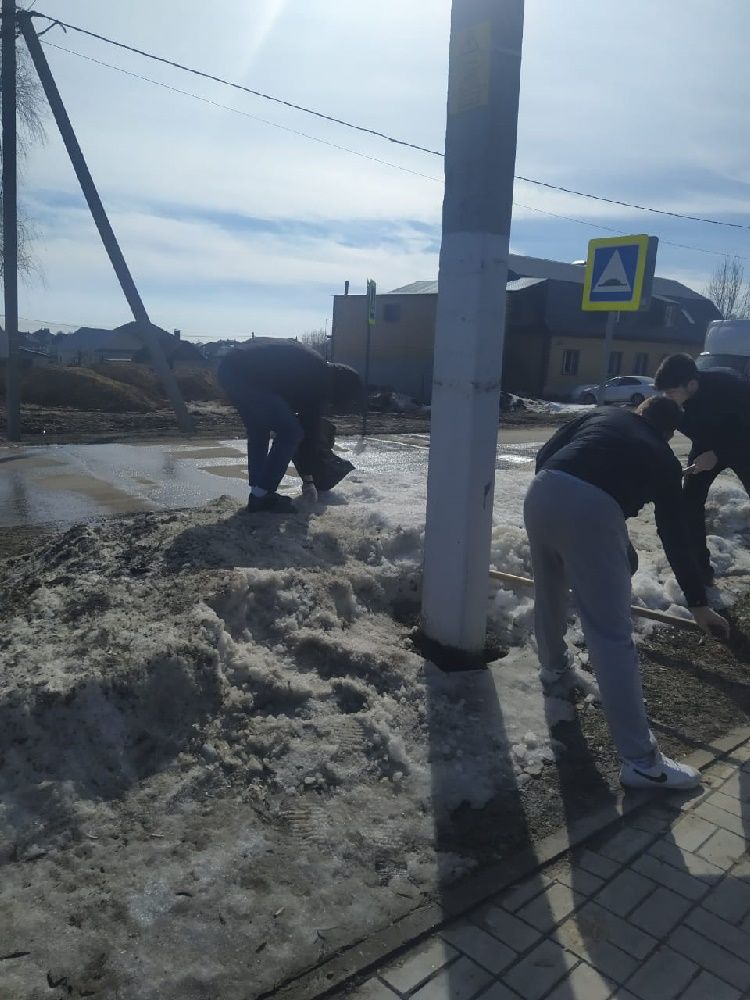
[582,235,658,402]
[582,234,658,312]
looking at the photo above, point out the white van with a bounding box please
[697,319,750,376]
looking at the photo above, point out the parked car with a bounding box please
[572,375,657,406]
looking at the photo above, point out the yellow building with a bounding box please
[331,256,720,401]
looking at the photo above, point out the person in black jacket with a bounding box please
[525,397,728,790]
[655,353,750,586]
[217,339,363,513]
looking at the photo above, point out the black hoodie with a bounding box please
[536,408,706,607]
[679,369,750,466]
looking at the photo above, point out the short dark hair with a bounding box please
[329,363,364,409]
[654,353,698,390]
[636,395,682,437]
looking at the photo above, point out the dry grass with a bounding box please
[95,363,223,403]
[0,363,155,412]
[92,363,164,403]
[0,362,224,413]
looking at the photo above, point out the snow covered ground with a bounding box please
[1,432,750,998]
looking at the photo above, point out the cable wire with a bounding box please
[42,41,442,183]
[515,202,749,263]
[43,37,749,264]
[30,12,443,156]
[29,10,750,233]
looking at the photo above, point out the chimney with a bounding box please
[344,280,350,296]
[173,329,181,340]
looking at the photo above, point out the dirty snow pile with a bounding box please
[504,393,589,415]
[0,496,572,1000]
[1,444,750,999]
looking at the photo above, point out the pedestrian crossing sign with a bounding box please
[582,234,658,311]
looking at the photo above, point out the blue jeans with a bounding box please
[218,362,303,492]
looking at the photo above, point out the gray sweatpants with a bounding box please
[524,469,657,765]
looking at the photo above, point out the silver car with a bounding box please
[572,375,657,406]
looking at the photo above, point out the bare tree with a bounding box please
[0,40,47,276]
[704,257,750,319]
[300,328,329,358]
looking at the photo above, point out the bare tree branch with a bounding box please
[704,256,750,319]
[299,328,329,358]
[0,40,47,277]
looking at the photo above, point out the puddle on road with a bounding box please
[200,465,248,480]
[37,473,151,515]
[0,452,66,470]
[168,446,245,461]
[0,435,545,530]
[0,439,253,528]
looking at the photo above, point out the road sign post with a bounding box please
[362,278,376,436]
[598,310,619,402]
[582,234,658,402]
[421,1,524,656]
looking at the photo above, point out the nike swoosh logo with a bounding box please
[632,769,668,784]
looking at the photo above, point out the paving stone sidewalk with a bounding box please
[343,739,750,1000]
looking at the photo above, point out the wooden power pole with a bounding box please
[19,11,194,434]
[2,0,20,442]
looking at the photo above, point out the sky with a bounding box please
[11,0,750,341]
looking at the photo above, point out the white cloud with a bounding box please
[15,0,750,335]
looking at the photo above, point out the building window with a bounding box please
[561,349,579,375]
[664,303,678,327]
[608,351,623,376]
[633,352,649,375]
[383,303,400,323]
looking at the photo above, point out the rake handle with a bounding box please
[488,569,701,633]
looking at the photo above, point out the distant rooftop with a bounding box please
[389,253,706,303]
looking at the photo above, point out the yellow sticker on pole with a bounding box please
[448,22,491,116]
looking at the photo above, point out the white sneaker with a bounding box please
[620,753,701,791]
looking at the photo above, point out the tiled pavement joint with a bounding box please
[266,724,750,1000]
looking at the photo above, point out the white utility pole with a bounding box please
[421,0,524,656]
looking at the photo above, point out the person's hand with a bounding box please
[684,450,718,476]
[690,606,730,639]
[301,480,318,503]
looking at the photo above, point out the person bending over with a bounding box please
[218,338,363,513]
[655,352,750,586]
[525,396,728,791]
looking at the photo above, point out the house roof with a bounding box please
[389,253,709,303]
[58,322,202,361]
[390,280,439,295]
[0,331,50,358]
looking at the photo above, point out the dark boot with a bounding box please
[246,492,297,514]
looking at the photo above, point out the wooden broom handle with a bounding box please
[488,569,701,633]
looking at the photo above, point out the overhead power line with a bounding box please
[32,13,443,155]
[41,41,442,183]
[31,11,750,234]
[43,38,748,264]
[515,202,749,263]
